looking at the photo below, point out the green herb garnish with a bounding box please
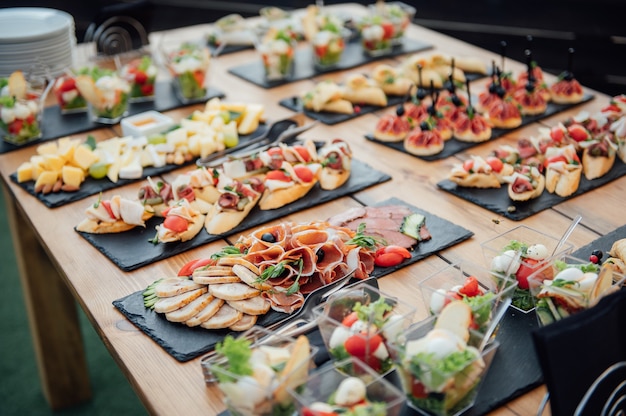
[346,223,385,250]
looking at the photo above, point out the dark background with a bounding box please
[2,0,625,95]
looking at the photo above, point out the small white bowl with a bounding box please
[121,110,175,138]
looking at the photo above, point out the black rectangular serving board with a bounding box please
[571,224,626,260]
[112,198,472,361]
[0,82,225,155]
[228,37,433,89]
[77,159,392,272]
[364,94,595,160]
[437,158,626,221]
[9,124,269,208]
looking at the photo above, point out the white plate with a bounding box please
[0,8,74,44]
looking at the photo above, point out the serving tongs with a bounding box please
[195,113,317,168]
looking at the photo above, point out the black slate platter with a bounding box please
[112,199,473,361]
[214,306,541,415]
[228,37,433,89]
[571,224,626,260]
[364,93,595,160]
[77,159,392,272]
[0,82,225,155]
[9,124,269,208]
[437,158,626,221]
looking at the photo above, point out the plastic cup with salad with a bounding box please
[162,41,211,103]
[256,28,296,81]
[120,55,158,102]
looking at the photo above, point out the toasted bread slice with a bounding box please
[185,297,225,327]
[155,277,204,297]
[200,303,243,329]
[154,287,208,313]
[165,293,215,322]
[229,314,258,331]
[209,282,261,301]
[273,336,312,405]
[227,296,271,315]
[434,300,473,343]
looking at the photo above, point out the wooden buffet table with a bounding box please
[2,3,624,415]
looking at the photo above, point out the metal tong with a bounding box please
[195,113,317,168]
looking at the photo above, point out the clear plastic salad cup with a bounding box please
[313,280,416,376]
[419,259,517,348]
[120,55,157,102]
[531,254,625,326]
[161,39,211,103]
[288,357,405,416]
[388,317,500,416]
[480,225,575,312]
[53,73,88,114]
[201,326,319,416]
[0,96,43,145]
[256,28,296,81]
[368,1,416,45]
[358,15,395,56]
[88,75,130,124]
[312,30,346,69]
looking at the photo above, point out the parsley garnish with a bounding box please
[346,223,385,250]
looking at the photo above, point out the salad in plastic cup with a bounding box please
[53,73,88,113]
[389,316,499,416]
[310,14,347,69]
[120,55,157,102]
[358,15,395,56]
[480,225,575,312]
[313,280,416,376]
[257,28,296,81]
[201,326,318,416]
[531,255,625,326]
[419,260,517,348]
[162,41,210,103]
[289,357,405,416]
[368,1,416,45]
[74,67,130,124]
[0,71,47,145]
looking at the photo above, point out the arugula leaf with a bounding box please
[346,223,385,250]
[354,297,393,328]
[259,261,286,282]
[502,240,528,255]
[210,246,241,260]
[214,336,253,383]
[286,259,304,295]
[85,135,97,150]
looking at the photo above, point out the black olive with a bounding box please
[563,71,574,82]
[591,249,603,261]
[488,82,498,94]
[396,104,405,116]
[496,85,507,98]
[420,121,430,130]
[261,232,276,243]
[316,249,325,262]
[416,88,427,100]
[525,81,535,93]
[451,95,463,107]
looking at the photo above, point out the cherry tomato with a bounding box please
[163,215,188,233]
[485,156,504,173]
[458,276,481,297]
[381,22,395,39]
[344,332,383,359]
[192,70,204,87]
[141,84,154,95]
[302,408,338,416]
[550,126,565,142]
[293,165,314,183]
[341,311,359,327]
[134,70,148,84]
[265,170,292,182]
[58,77,76,92]
[178,258,215,277]
[516,258,539,290]
[374,252,405,267]
[101,200,115,219]
[376,245,412,258]
[314,45,328,58]
[410,377,428,399]
[462,159,474,172]
[8,119,23,135]
[567,124,590,142]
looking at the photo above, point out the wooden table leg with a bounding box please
[3,185,92,409]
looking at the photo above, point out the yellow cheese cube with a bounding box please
[43,154,65,172]
[34,170,58,189]
[72,145,99,170]
[16,162,33,183]
[61,165,84,188]
[191,110,212,123]
[36,141,58,155]
[31,164,44,181]
[30,155,45,169]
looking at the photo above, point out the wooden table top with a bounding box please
[1,3,624,415]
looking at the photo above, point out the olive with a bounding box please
[525,81,535,93]
[451,95,463,107]
[496,85,507,97]
[261,232,276,243]
[488,82,498,94]
[420,121,430,131]
[396,104,405,116]
[316,249,325,262]
[416,88,427,101]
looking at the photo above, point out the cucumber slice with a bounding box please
[400,213,426,240]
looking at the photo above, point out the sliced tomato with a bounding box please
[178,258,215,277]
[550,126,565,142]
[293,145,312,162]
[485,156,504,173]
[8,119,23,135]
[344,332,383,359]
[410,377,428,399]
[267,147,283,157]
[376,245,412,258]
[544,155,567,168]
[602,104,621,113]
[374,252,405,267]
[381,22,395,39]
[462,159,474,172]
[134,70,148,84]
[192,70,205,87]
[516,258,539,290]
[163,215,188,233]
[567,124,590,142]
[293,165,314,183]
[265,170,291,182]
[141,84,154,95]
[314,45,328,58]
[341,311,359,327]
[458,276,481,297]
[302,408,338,416]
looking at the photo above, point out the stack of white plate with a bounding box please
[0,7,76,79]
